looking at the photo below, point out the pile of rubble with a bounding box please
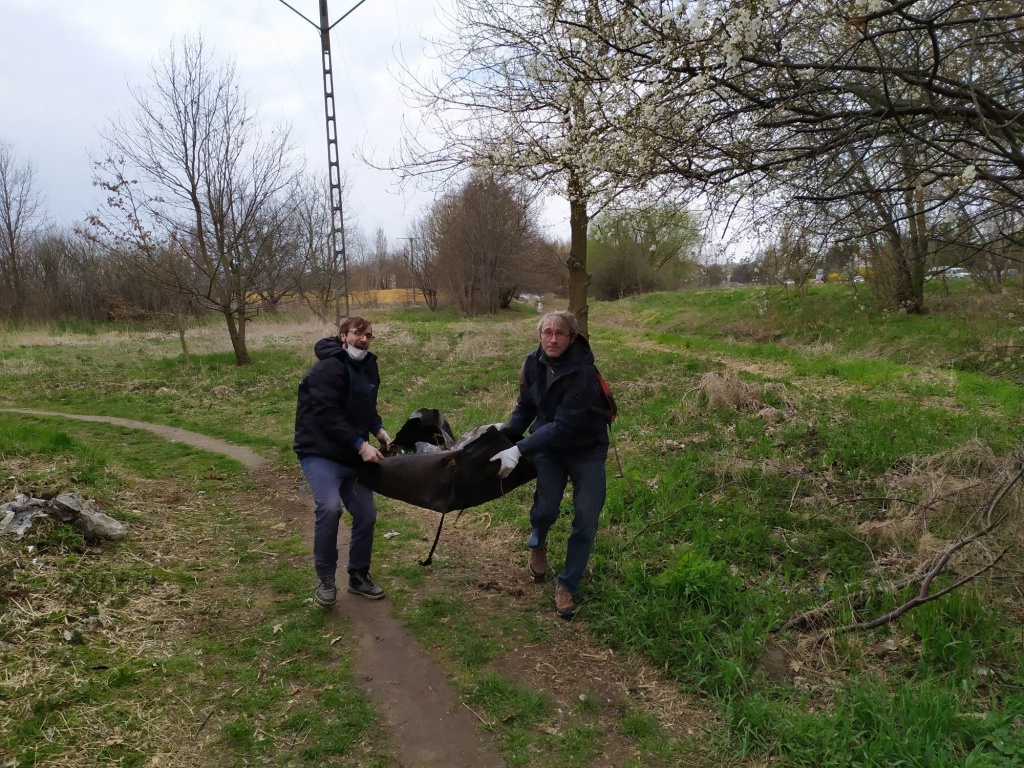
[0,492,127,541]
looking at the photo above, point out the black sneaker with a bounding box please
[348,571,385,600]
[314,578,337,607]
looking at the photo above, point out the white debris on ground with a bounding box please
[0,492,128,541]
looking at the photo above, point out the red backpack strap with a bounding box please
[593,367,618,424]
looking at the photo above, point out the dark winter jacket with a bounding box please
[507,334,609,462]
[293,336,384,467]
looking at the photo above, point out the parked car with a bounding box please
[928,267,971,280]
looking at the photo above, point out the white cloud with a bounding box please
[0,0,480,245]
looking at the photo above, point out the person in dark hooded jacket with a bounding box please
[491,310,609,619]
[294,316,392,606]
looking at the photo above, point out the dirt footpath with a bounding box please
[265,464,507,768]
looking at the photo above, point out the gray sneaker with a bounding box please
[348,571,385,600]
[314,578,337,607]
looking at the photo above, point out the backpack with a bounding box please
[594,367,618,425]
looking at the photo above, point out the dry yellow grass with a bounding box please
[694,371,797,413]
[852,439,1024,580]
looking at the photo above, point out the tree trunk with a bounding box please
[174,311,191,365]
[222,305,251,366]
[178,327,191,365]
[566,175,590,338]
[896,184,928,314]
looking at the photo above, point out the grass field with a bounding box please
[2,280,1022,767]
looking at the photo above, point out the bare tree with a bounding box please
[371,229,397,291]
[406,216,441,310]
[423,172,540,315]
[33,228,113,322]
[758,222,821,294]
[588,202,703,299]
[291,171,364,323]
[0,140,46,319]
[90,35,300,365]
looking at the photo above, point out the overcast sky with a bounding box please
[1,0,757,262]
[0,0,568,247]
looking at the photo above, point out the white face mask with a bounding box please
[345,345,367,362]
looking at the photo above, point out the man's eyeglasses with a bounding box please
[350,330,375,341]
[540,330,570,339]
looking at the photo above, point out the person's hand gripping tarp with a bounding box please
[490,445,521,479]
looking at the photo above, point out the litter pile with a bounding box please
[0,492,128,541]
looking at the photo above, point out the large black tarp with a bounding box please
[358,411,535,514]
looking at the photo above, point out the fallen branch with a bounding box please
[809,494,942,521]
[781,455,1023,636]
[827,550,1007,636]
[779,568,925,632]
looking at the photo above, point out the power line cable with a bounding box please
[255,0,320,119]
[333,37,369,137]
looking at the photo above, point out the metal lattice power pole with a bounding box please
[318,0,348,321]
[278,0,371,322]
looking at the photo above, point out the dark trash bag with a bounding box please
[359,421,536,565]
[359,424,536,514]
[391,407,456,450]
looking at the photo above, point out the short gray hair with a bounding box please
[537,310,578,337]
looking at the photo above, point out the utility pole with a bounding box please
[399,236,417,306]
[277,0,371,321]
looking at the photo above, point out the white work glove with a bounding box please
[376,428,392,451]
[490,445,521,479]
[358,441,384,464]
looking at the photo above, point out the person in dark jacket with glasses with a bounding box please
[294,316,392,606]
[491,310,609,619]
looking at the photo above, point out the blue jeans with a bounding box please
[300,456,377,583]
[527,454,606,596]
